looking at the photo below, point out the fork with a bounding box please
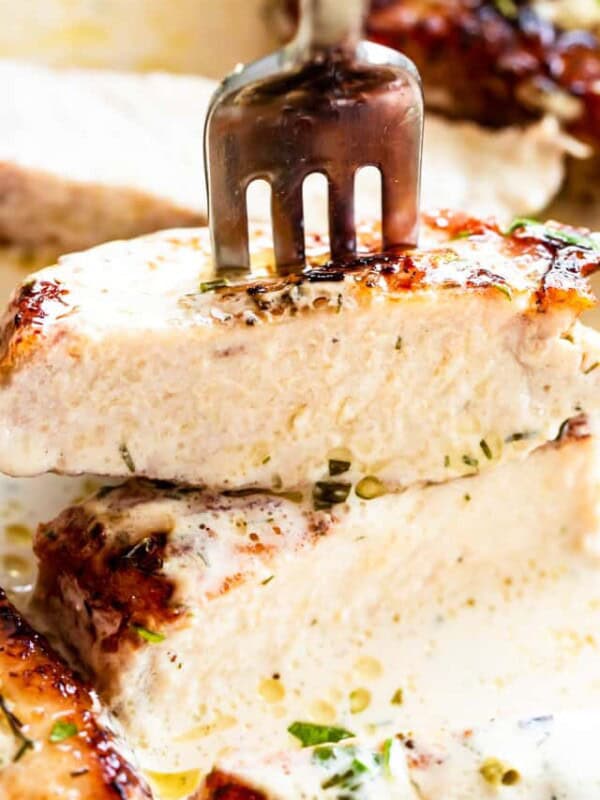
[204,0,424,275]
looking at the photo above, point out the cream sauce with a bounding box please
[4,466,600,796]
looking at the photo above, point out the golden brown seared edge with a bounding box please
[0,588,152,800]
[198,772,266,799]
[2,211,600,377]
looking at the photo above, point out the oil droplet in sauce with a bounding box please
[1,553,34,592]
[4,523,32,543]
[310,699,337,724]
[146,770,202,800]
[259,677,286,703]
[349,687,371,713]
[355,655,383,679]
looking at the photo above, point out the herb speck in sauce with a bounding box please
[479,439,492,460]
[313,481,351,510]
[505,431,536,443]
[131,624,166,644]
[288,721,355,747]
[199,278,230,293]
[119,443,135,473]
[390,688,404,706]
[329,459,351,476]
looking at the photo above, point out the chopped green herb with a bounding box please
[382,738,396,776]
[453,230,474,240]
[507,218,600,251]
[131,624,165,644]
[70,768,90,778]
[395,336,403,351]
[119,443,135,473]
[261,455,271,464]
[355,476,386,500]
[584,362,600,374]
[464,493,471,502]
[49,720,78,743]
[321,768,356,790]
[329,459,351,476]
[505,431,536,443]
[261,575,275,586]
[479,439,493,460]
[502,769,522,786]
[0,694,34,762]
[462,454,479,469]
[493,0,518,18]
[444,455,450,468]
[491,283,512,301]
[390,688,404,706]
[313,481,352,509]
[288,721,355,747]
[199,278,230,293]
[313,746,335,762]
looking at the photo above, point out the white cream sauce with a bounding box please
[3,470,600,797]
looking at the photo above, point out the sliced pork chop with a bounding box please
[0,588,152,799]
[0,61,212,254]
[33,429,600,770]
[1,212,600,490]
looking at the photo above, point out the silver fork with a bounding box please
[204,0,424,276]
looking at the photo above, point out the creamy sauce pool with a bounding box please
[2,473,600,797]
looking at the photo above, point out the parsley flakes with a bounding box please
[288,722,355,747]
[49,720,78,743]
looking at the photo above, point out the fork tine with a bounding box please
[381,171,420,250]
[209,181,251,274]
[328,171,356,262]
[272,177,306,274]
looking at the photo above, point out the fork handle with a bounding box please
[295,0,368,53]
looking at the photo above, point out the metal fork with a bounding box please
[204,0,424,276]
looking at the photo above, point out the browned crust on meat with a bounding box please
[0,278,70,374]
[198,770,266,800]
[34,487,182,657]
[198,212,600,324]
[367,1,600,145]
[34,480,331,664]
[0,588,151,799]
[1,211,599,375]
